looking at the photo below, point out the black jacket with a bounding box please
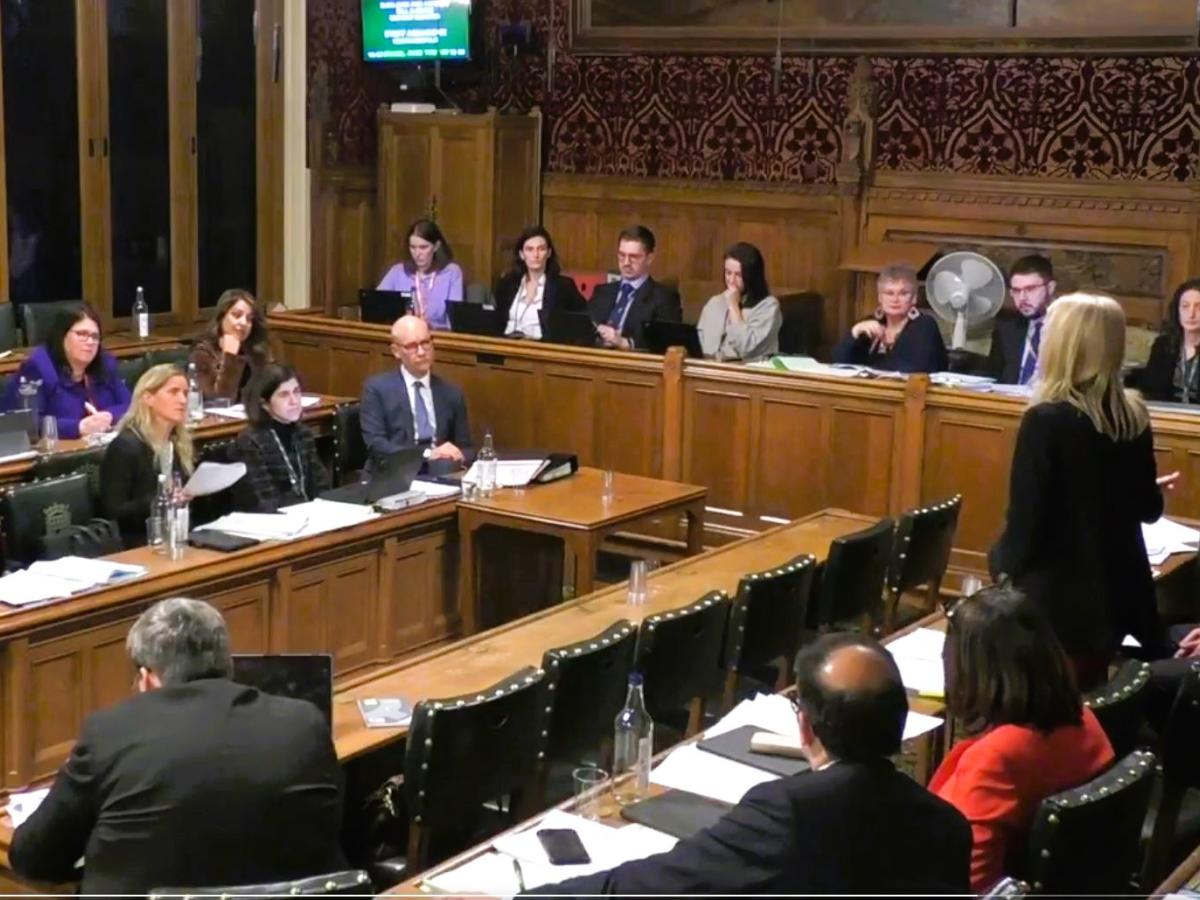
[527,760,971,896]
[492,272,586,336]
[831,311,948,373]
[99,428,186,548]
[588,277,682,348]
[989,401,1165,658]
[360,369,472,475]
[9,678,346,895]
[986,309,1033,384]
[234,422,332,512]
[1137,333,1198,404]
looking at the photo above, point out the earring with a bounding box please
[907,306,920,321]
[874,306,885,321]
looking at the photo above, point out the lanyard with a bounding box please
[1179,347,1197,405]
[414,271,437,318]
[269,429,307,500]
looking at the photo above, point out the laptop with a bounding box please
[541,309,600,347]
[642,320,705,359]
[0,409,35,457]
[232,653,334,727]
[448,301,504,337]
[359,289,413,325]
[319,445,426,505]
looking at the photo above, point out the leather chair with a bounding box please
[149,869,373,898]
[0,303,18,352]
[1144,661,1200,885]
[884,495,962,633]
[721,554,817,711]
[29,446,107,507]
[1082,659,1151,757]
[19,299,83,347]
[540,619,637,769]
[810,517,894,635]
[117,353,148,390]
[634,591,731,737]
[1020,749,1157,895]
[145,347,191,371]
[369,666,548,885]
[1,472,94,568]
[562,270,611,302]
[331,402,367,485]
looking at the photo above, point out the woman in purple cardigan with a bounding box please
[377,218,464,331]
[4,304,130,438]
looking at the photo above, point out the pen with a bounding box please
[512,857,527,892]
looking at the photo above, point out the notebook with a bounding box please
[695,724,811,777]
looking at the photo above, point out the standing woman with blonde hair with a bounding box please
[989,294,1175,689]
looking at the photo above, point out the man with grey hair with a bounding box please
[10,598,346,894]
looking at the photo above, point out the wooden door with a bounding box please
[429,121,491,285]
[377,119,432,279]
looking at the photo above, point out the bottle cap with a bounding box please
[628,671,643,686]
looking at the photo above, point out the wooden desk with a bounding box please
[457,468,706,634]
[1155,840,1200,897]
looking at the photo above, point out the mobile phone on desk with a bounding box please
[536,827,591,865]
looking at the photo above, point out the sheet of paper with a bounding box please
[423,850,526,894]
[195,511,309,540]
[28,556,145,587]
[300,395,321,408]
[704,692,800,741]
[411,478,462,499]
[902,710,944,741]
[493,809,677,881]
[278,498,380,537]
[930,372,996,388]
[0,449,37,464]
[203,403,247,420]
[184,461,246,497]
[1142,516,1200,564]
[768,355,824,373]
[888,627,947,697]
[462,459,545,488]
[0,570,80,606]
[6,787,49,828]
[650,742,778,805]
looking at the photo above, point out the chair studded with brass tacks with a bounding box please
[810,517,894,636]
[1144,660,1200,886]
[634,590,731,738]
[884,494,961,634]
[721,554,817,712]
[1082,659,1152,757]
[149,869,372,899]
[330,402,367,485]
[1019,749,1157,895]
[1,471,94,569]
[29,445,107,506]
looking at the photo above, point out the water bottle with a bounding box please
[477,429,497,497]
[186,362,204,425]
[149,474,170,551]
[166,473,189,560]
[613,672,654,806]
[133,286,149,339]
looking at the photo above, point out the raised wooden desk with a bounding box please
[457,468,706,634]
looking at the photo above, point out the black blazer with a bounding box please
[986,309,1032,384]
[989,401,1165,659]
[360,368,472,474]
[527,760,971,896]
[831,311,948,373]
[1137,333,1195,403]
[234,423,332,512]
[99,428,186,548]
[588,277,682,348]
[492,272,586,335]
[9,678,345,895]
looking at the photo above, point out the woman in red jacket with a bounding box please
[929,583,1115,892]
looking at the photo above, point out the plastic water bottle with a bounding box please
[477,429,497,497]
[133,286,149,339]
[186,362,204,425]
[149,473,170,551]
[613,672,654,806]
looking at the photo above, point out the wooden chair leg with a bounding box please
[721,670,737,715]
[684,696,703,737]
[1144,779,1184,888]
[406,823,429,875]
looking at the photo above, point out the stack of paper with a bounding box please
[0,570,79,607]
[651,742,779,804]
[0,556,148,607]
[1142,516,1200,564]
[462,459,547,488]
[887,627,947,698]
[195,512,310,541]
[277,499,380,537]
[6,788,48,828]
[411,478,462,499]
[930,372,996,389]
[204,395,321,420]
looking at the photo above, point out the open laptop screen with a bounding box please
[232,653,334,728]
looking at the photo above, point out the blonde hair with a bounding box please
[119,364,195,473]
[1033,292,1148,441]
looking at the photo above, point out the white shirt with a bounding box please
[505,273,546,339]
[400,366,437,440]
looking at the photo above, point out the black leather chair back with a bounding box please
[725,554,816,676]
[145,347,191,370]
[29,446,107,507]
[117,353,148,390]
[1162,660,1200,786]
[634,591,731,726]
[1082,659,1151,758]
[332,402,367,485]
[0,303,18,352]
[403,666,547,838]
[811,517,894,633]
[149,869,372,898]
[885,495,961,629]
[1022,749,1157,895]
[2,472,94,567]
[20,299,83,346]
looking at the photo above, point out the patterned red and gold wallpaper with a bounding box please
[310,0,1200,183]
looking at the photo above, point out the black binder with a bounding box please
[695,724,810,778]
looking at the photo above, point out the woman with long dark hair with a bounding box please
[189,288,272,401]
[377,218,464,331]
[491,225,585,339]
[1138,277,1200,403]
[696,242,782,361]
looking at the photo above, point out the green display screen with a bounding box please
[361,0,472,62]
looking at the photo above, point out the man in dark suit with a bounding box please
[988,254,1057,384]
[9,598,346,895]
[360,313,473,474]
[527,633,971,896]
[588,225,682,350]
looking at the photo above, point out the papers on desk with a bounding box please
[1143,516,1200,564]
[196,511,310,541]
[0,449,37,464]
[6,788,48,828]
[462,458,546,488]
[204,395,321,420]
[184,461,245,497]
[888,627,947,698]
[930,372,996,389]
[279,499,379,537]
[0,557,146,607]
[651,742,779,805]
[411,478,462,499]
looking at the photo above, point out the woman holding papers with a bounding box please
[100,365,195,547]
[696,242,781,361]
[377,218,464,331]
[234,364,330,512]
[930,584,1114,893]
[989,294,1175,689]
[189,289,272,401]
[3,303,130,438]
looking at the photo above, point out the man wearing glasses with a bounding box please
[360,314,472,474]
[987,254,1057,385]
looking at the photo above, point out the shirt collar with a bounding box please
[400,367,430,391]
[622,273,650,293]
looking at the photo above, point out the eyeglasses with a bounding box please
[1009,282,1047,297]
[69,329,101,342]
[392,338,433,353]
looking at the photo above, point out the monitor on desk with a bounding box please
[641,321,704,359]
[232,653,334,728]
[0,409,34,457]
[359,289,413,325]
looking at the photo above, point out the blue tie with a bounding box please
[413,381,434,443]
[1019,319,1042,386]
[608,282,635,329]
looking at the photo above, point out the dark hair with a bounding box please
[1161,277,1200,353]
[509,225,562,278]
[793,633,907,762]
[205,288,270,360]
[243,362,301,426]
[404,218,454,274]
[944,582,1082,736]
[724,242,771,307]
[617,225,656,254]
[46,302,111,382]
[1009,254,1055,283]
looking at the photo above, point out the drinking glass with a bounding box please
[601,469,615,505]
[961,574,984,597]
[627,559,648,606]
[40,415,57,452]
[572,765,609,820]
